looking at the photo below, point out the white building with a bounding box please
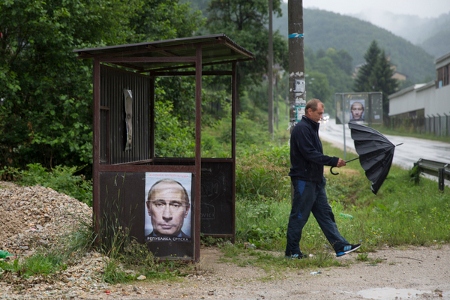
[389,52,450,135]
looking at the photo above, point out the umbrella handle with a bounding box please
[330,167,340,175]
[330,157,359,175]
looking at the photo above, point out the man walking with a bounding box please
[286,99,360,258]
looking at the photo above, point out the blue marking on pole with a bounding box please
[289,33,304,39]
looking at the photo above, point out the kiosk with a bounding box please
[74,34,254,261]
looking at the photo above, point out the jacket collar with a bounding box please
[301,115,320,130]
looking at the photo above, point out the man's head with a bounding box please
[146,179,190,237]
[305,98,324,123]
[351,102,364,120]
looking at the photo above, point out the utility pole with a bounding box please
[268,0,274,136]
[288,0,305,129]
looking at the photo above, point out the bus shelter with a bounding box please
[74,34,254,261]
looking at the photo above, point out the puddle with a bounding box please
[357,288,446,299]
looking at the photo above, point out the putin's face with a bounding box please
[147,181,190,236]
[351,102,364,120]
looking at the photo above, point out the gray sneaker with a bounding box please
[285,253,305,259]
[336,244,361,257]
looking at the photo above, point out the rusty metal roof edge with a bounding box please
[73,33,254,60]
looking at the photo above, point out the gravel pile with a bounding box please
[0,182,148,299]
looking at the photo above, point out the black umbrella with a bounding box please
[330,122,402,194]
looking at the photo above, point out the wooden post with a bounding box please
[288,0,305,128]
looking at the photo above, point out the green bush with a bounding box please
[234,141,450,262]
[18,163,93,206]
[236,144,290,200]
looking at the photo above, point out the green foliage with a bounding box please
[304,71,331,112]
[205,0,288,113]
[302,47,354,116]
[0,0,145,171]
[236,144,290,200]
[353,40,381,92]
[234,141,450,264]
[154,100,195,157]
[409,165,421,185]
[101,236,192,283]
[20,254,64,277]
[200,235,226,247]
[131,0,205,41]
[18,163,93,206]
[0,166,21,181]
[0,0,206,175]
[236,199,289,250]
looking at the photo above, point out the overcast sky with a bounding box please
[299,0,450,18]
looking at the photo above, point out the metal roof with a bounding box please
[74,34,254,73]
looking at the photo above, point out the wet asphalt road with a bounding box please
[319,119,450,170]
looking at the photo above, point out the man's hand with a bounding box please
[337,158,346,168]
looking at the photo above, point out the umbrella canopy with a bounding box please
[348,122,401,194]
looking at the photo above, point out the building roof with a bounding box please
[389,83,429,99]
[73,34,254,73]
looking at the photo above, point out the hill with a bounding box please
[273,6,436,83]
[185,0,437,84]
[357,10,450,58]
[419,19,450,59]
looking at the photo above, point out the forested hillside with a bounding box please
[188,0,436,84]
[358,10,450,58]
[273,6,436,84]
[419,25,450,58]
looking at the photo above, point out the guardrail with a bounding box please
[414,158,450,191]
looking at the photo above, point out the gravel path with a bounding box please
[1,181,449,299]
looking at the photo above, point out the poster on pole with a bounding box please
[335,92,383,125]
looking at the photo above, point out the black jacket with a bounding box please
[289,115,339,182]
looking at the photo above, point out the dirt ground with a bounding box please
[1,181,449,299]
[124,245,450,300]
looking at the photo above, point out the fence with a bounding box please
[414,158,450,191]
[390,114,450,137]
[425,114,450,137]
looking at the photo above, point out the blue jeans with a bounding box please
[285,177,348,256]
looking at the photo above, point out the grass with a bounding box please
[232,140,450,272]
[1,135,449,283]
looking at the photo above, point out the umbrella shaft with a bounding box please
[345,157,359,163]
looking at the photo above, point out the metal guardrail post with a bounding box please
[415,159,449,191]
[438,168,444,191]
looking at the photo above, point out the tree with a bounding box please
[353,40,399,123]
[0,0,137,170]
[205,0,288,113]
[303,47,353,116]
[129,1,205,126]
[0,0,205,173]
[372,50,399,121]
[305,71,331,110]
[130,0,204,42]
[353,40,381,92]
